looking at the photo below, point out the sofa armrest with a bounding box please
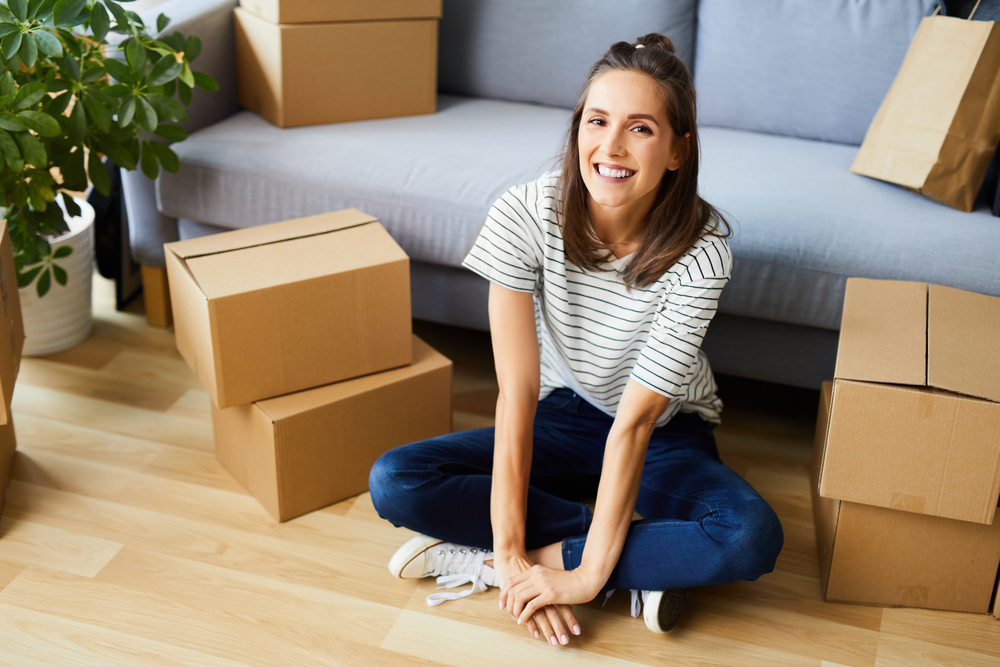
[141,0,241,134]
[122,168,179,268]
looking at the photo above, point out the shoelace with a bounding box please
[603,589,650,618]
[426,546,494,607]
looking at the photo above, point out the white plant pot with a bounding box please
[19,198,95,357]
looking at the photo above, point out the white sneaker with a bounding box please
[388,534,497,607]
[603,588,686,633]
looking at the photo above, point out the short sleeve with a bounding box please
[461,184,544,294]
[630,239,732,399]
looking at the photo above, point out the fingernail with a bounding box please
[517,618,522,625]
[549,636,557,646]
[499,600,503,609]
[533,630,539,638]
[572,624,581,635]
[561,634,569,644]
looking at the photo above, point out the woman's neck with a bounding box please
[587,189,656,258]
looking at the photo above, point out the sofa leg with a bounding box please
[142,265,173,327]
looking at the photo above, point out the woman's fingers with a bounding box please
[525,615,540,639]
[533,609,556,645]
[544,605,569,645]
[557,604,581,636]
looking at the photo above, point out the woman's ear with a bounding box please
[666,132,691,172]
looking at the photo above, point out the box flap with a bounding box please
[239,0,442,24]
[835,278,927,387]
[185,221,406,300]
[256,336,451,421]
[164,209,377,261]
[927,284,1000,403]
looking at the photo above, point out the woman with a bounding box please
[369,34,783,644]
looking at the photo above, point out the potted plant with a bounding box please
[0,0,216,355]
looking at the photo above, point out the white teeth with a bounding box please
[597,165,634,179]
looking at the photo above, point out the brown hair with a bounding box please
[558,33,730,289]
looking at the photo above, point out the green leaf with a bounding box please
[104,0,129,32]
[177,79,191,106]
[0,72,14,102]
[59,146,86,189]
[0,7,12,23]
[18,110,60,137]
[32,29,62,58]
[125,39,144,72]
[161,78,174,97]
[140,139,158,180]
[162,31,184,52]
[35,266,50,297]
[27,176,53,210]
[0,128,20,161]
[0,112,26,131]
[49,90,71,115]
[12,81,47,111]
[101,83,129,97]
[178,62,194,88]
[67,100,84,142]
[53,244,71,258]
[87,150,110,195]
[89,2,109,42]
[185,34,202,62]
[17,264,42,288]
[193,71,218,92]
[152,123,185,143]
[1,32,21,60]
[102,57,132,85]
[156,11,168,33]
[10,0,27,22]
[81,94,110,132]
[96,138,134,169]
[84,84,113,106]
[27,0,45,19]
[147,53,181,86]
[62,53,80,81]
[146,93,185,122]
[135,96,156,131]
[0,23,18,40]
[148,140,178,172]
[60,193,79,218]
[52,0,86,27]
[51,263,66,285]
[15,131,46,167]
[18,32,36,68]
[117,95,135,126]
[81,66,105,83]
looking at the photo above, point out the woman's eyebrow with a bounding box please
[583,108,660,126]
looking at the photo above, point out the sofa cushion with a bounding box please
[438,0,697,109]
[700,126,1000,330]
[157,96,571,267]
[694,0,938,145]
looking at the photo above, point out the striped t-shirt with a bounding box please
[461,172,732,426]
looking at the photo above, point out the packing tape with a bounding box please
[890,493,927,513]
[896,585,930,607]
[918,391,934,418]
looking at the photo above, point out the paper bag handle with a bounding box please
[931,0,982,20]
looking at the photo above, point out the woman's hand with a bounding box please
[494,554,582,645]
[500,564,600,628]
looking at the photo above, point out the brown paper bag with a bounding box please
[851,13,1000,212]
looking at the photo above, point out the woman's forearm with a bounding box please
[491,389,537,555]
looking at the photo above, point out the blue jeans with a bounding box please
[369,388,784,591]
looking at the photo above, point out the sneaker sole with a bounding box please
[388,534,445,579]
[643,589,686,633]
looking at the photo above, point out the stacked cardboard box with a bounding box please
[0,220,25,519]
[812,278,1000,614]
[166,209,453,521]
[234,0,442,128]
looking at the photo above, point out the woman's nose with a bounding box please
[603,127,628,157]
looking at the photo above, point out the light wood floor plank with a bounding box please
[0,516,122,577]
[13,413,166,472]
[13,449,142,501]
[0,559,25,591]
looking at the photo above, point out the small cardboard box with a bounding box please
[0,219,25,426]
[0,416,15,518]
[234,0,441,128]
[212,335,452,522]
[819,278,1000,525]
[813,382,1000,614]
[165,209,412,409]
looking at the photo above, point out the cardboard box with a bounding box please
[0,416,15,519]
[165,209,412,409]
[212,335,451,522]
[0,220,24,426]
[819,278,1000,524]
[813,382,1000,614]
[234,1,440,128]
[993,568,1000,619]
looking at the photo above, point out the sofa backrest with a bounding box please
[438,0,697,110]
[694,0,939,146]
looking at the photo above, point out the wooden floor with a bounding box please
[0,274,998,667]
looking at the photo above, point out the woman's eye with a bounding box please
[588,117,606,126]
[632,125,652,134]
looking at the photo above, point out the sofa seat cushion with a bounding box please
[701,126,1000,330]
[157,95,571,268]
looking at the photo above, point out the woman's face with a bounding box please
[578,70,685,214]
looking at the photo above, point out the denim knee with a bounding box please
[729,498,784,581]
[369,448,406,523]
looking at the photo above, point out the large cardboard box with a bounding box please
[993,569,1000,620]
[212,335,451,522]
[818,278,1000,524]
[234,0,441,128]
[0,417,15,518]
[165,209,412,409]
[813,382,1000,614]
[0,220,24,426]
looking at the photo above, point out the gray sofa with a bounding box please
[123,0,1000,390]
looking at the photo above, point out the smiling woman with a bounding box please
[369,33,783,646]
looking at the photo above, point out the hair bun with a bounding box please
[635,33,675,54]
